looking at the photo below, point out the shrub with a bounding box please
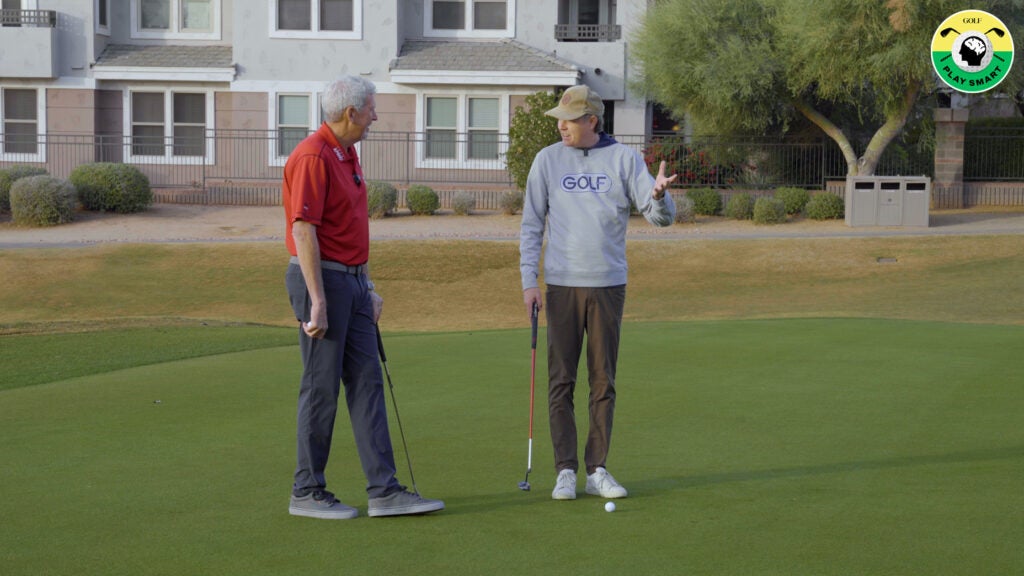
[505,91,561,190]
[724,192,755,220]
[69,163,152,213]
[774,187,811,215]
[0,165,48,213]
[366,180,398,219]
[805,192,844,220]
[753,196,787,225]
[673,194,696,224]
[405,184,439,215]
[9,175,77,227]
[499,190,524,215]
[686,187,722,216]
[451,191,477,215]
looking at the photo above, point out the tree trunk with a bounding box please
[793,82,921,178]
[858,82,921,176]
[791,98,863,176]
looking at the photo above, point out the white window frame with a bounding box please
[424,0,515,38]
[95,0,111,35]
[269,0,363,40]
[268,91,319,166]
[123,88,215,165]
[0,86,46,163]
[130,0,222,40]
[416,93,507,169]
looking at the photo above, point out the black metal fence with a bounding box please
[1,127,1020,198]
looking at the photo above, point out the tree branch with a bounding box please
[791,98,860,175]
[859,81,922,176]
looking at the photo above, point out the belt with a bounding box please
[289,256,367,276]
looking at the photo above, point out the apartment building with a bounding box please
[0,0,651,188]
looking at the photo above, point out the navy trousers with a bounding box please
[285,264,400,499]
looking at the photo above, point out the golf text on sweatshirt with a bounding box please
[520,134,675,290]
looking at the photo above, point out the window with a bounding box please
[419,94,506,167]
[131,0,220,39]
[271,0,361,39]
[1,88,39,156]
[96,0,110,34]
[467,98,499,159]
[126,90,214,162]
[277,94,310,158]
[425,0,514,38]
[425,97,457,159]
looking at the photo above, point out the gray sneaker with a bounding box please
[367,489,444,517]
[289,490,358,519]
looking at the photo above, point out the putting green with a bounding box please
[1,319,1021,575]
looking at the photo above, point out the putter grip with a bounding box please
[530,303,538,349]
[375,325,387,362]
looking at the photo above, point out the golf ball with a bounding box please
[604,501,616,512]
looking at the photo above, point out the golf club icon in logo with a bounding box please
[932,10,1014,93]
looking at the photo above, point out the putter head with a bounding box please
[518,480,531,491]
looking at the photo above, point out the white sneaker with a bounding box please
[551,469,577,500]
[585,467,628,499]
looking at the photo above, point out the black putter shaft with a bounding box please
[518,303,539,491]
[375,324,418,495]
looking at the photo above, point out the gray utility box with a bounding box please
[845,176,930,227]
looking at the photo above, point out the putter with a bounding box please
[375,324,419,496]
[518,302,539,491]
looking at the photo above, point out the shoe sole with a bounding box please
[585,487,627,499]
[289,506,359,520]
[367,501,445,517]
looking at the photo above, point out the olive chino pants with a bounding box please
[545,284,627,476]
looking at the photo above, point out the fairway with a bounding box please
[2,319,1022,575]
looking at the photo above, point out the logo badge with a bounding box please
[932,10,1014,93]
[560,173,612,194]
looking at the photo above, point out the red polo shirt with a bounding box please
[283,123,369,265]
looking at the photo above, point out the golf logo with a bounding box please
[932,10,1014,93]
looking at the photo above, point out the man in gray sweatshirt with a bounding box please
[519,85,677,501]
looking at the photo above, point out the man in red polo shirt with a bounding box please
[283,75,444,519]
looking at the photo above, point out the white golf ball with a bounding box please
[604,501,616,513]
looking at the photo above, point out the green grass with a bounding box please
[1,319,1022,575]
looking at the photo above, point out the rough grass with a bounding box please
[1,235,1022,334]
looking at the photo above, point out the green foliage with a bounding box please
[686,188,722,216]
[505,91,561,190]
[499,190,524,215]
[774,187,811,215]
[366,180,398,219]
[753,196,787,225]
[725,192,755,220]
[69,162,152,213]
[405,184,439,216]
[674,194,696,224]
[805,192,844,220]
[9,175,77,227]
[0,165,48,213]
[630,0,1021,175]
[451,191,477,215]
[644,136,738,186]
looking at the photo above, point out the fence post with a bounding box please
[933,107,969,208]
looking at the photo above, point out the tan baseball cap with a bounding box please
[545,85,604,121]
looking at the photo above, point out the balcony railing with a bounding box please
[554,23,621,42]
[0,9,57,27]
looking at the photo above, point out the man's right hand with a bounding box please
[523,287,542,320]
[303,301,328,338]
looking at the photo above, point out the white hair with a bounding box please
[322,76,377,123]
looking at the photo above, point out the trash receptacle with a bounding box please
[845,176,930,227]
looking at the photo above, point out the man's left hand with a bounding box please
[370,290,384,323]
[653,160,678,200]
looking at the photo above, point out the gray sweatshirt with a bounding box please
[520,134,676,289]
